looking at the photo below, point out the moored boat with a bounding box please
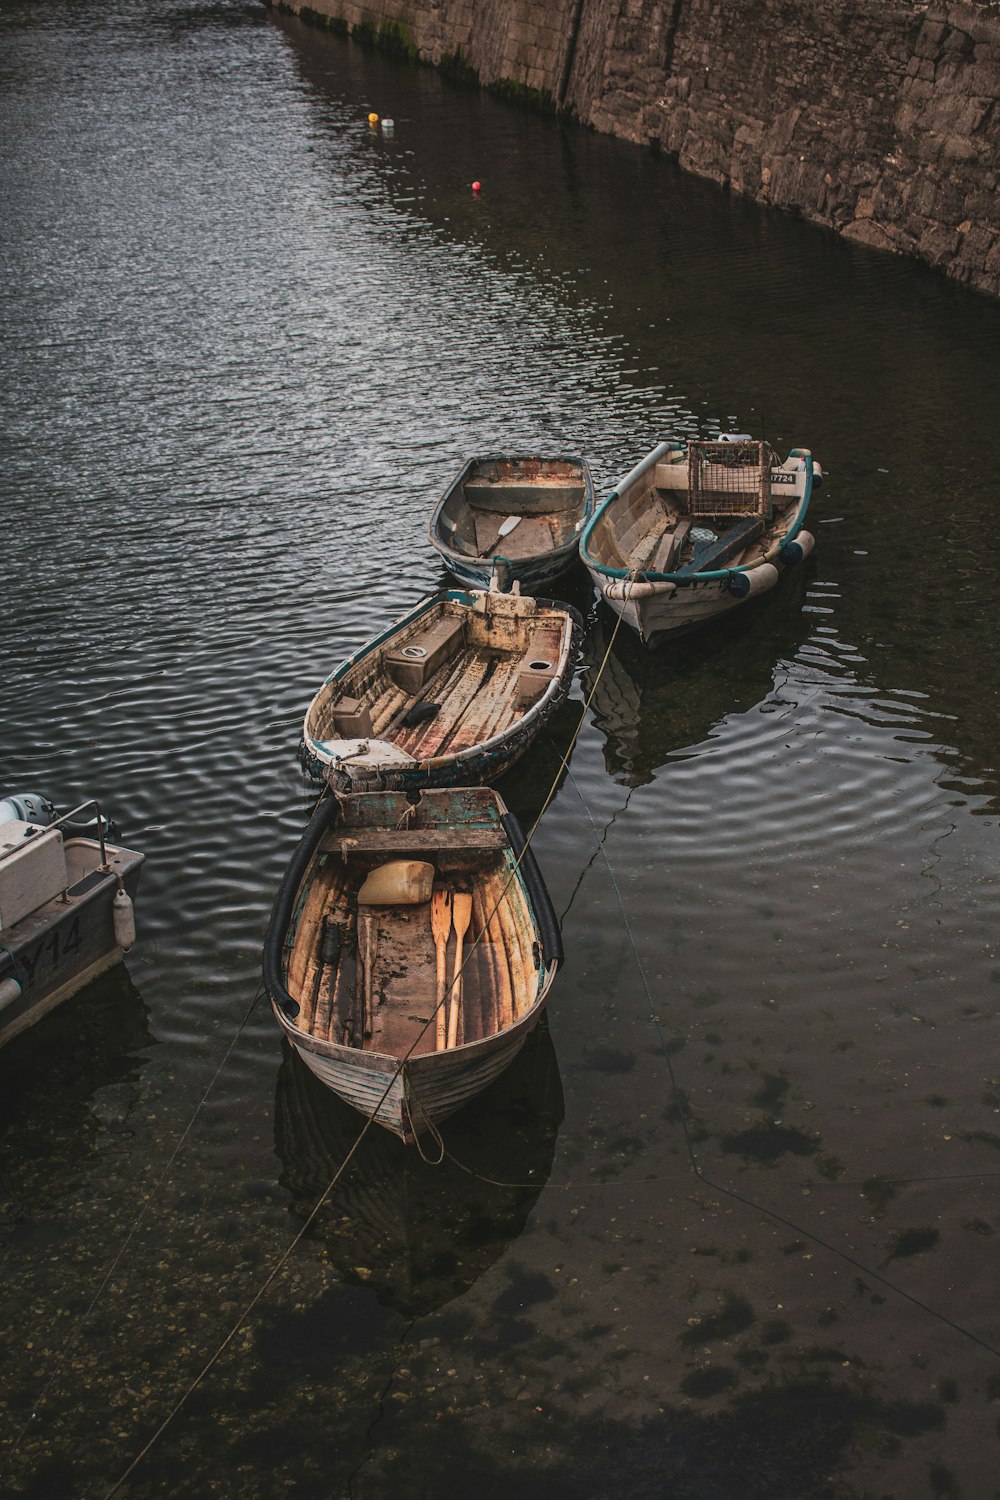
[580,436,819,645]
[263,787,562,1143]
[428,454,595,593]
[298,586,582,792]
[0,794,144,1049]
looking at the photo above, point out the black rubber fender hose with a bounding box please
[500,812,564,968]
[263,795,342,1018]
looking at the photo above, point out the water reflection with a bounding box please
[0,965,153,1213]
[273,1023,563,1317]
[494,691,586,826]
[581,586,810,787]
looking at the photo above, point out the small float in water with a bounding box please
[428,454,595,593]
[263,787,562,1143]
[0,793,144,1050]
[298,585,582,793]
[580,436,820,645]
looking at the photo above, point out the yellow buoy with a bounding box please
[368,112,379,126]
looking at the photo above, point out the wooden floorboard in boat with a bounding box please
[399,651,525,758]
[356,900,498,1057]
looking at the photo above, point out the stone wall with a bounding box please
[274,0,1000,298]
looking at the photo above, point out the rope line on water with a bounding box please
[102,582,640,1492]
[7,982,266,1467]
[563,759,1000,1363]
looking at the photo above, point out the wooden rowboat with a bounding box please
[0,795,143,1049]
[428,454,595,593]
[298,586,582,793]
[263,787,563,1143]
[580,436,820,645]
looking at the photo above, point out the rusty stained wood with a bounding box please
[286,857,524,1060]
[320,827,507,855]
[306,596,572,762]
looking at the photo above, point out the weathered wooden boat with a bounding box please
[428,454,595,593]
[298,586,582,792]
[263,787,563,1143]
[0,793,143,1049]
[580,437,820,645]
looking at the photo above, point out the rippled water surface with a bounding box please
[3,3,1000,1496]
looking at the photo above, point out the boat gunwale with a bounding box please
[299,591,583,776]
[580,442,815,584]
[428,452,597,575]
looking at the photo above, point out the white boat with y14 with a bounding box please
[0,793,144,1049]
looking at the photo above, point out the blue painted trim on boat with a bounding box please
[429,453,597,593]
[580,445,815,583]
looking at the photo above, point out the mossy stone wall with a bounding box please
[272,0,1000,298]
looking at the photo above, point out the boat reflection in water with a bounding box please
[0,964,153,1210]
[273,1022,563,1317]
[582,591,808,788]
[493,692,586,825]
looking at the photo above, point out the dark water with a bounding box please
[3,2,1000,1495]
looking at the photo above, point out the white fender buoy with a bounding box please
[727,562,780,599]
[781,529,815,565]
[113,885,136,951]
[0,977,22,1012]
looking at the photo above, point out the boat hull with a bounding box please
[0,840,144,1049]
[274,1003,543,1143]
[438,545,579,596]
[581,439,816,647]
[429,454,595,594]
[263,788,562,1142]
[298,589,583,791]
[593,552,807,644]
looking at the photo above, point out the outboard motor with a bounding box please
[0,792,121,843]
[0,792,56,828]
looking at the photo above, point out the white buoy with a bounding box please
[113,885,136,950]
[0,977,22,1012]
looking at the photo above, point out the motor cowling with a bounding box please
[0,792,56,827]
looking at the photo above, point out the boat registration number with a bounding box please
[16,916,83,989]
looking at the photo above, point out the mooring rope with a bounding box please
[562,759,1000,1362]
[7,982,267,1466]
[99,582,640,1493]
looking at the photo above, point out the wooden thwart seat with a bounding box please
[674,514,765,575]
[320,827,507,855]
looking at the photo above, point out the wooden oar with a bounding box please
[430,886,452,1051]
[356,908,377,1044]
[477,514,522,557]
[448,892,473,1048]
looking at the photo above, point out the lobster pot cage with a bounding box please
[687,440,774,519]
